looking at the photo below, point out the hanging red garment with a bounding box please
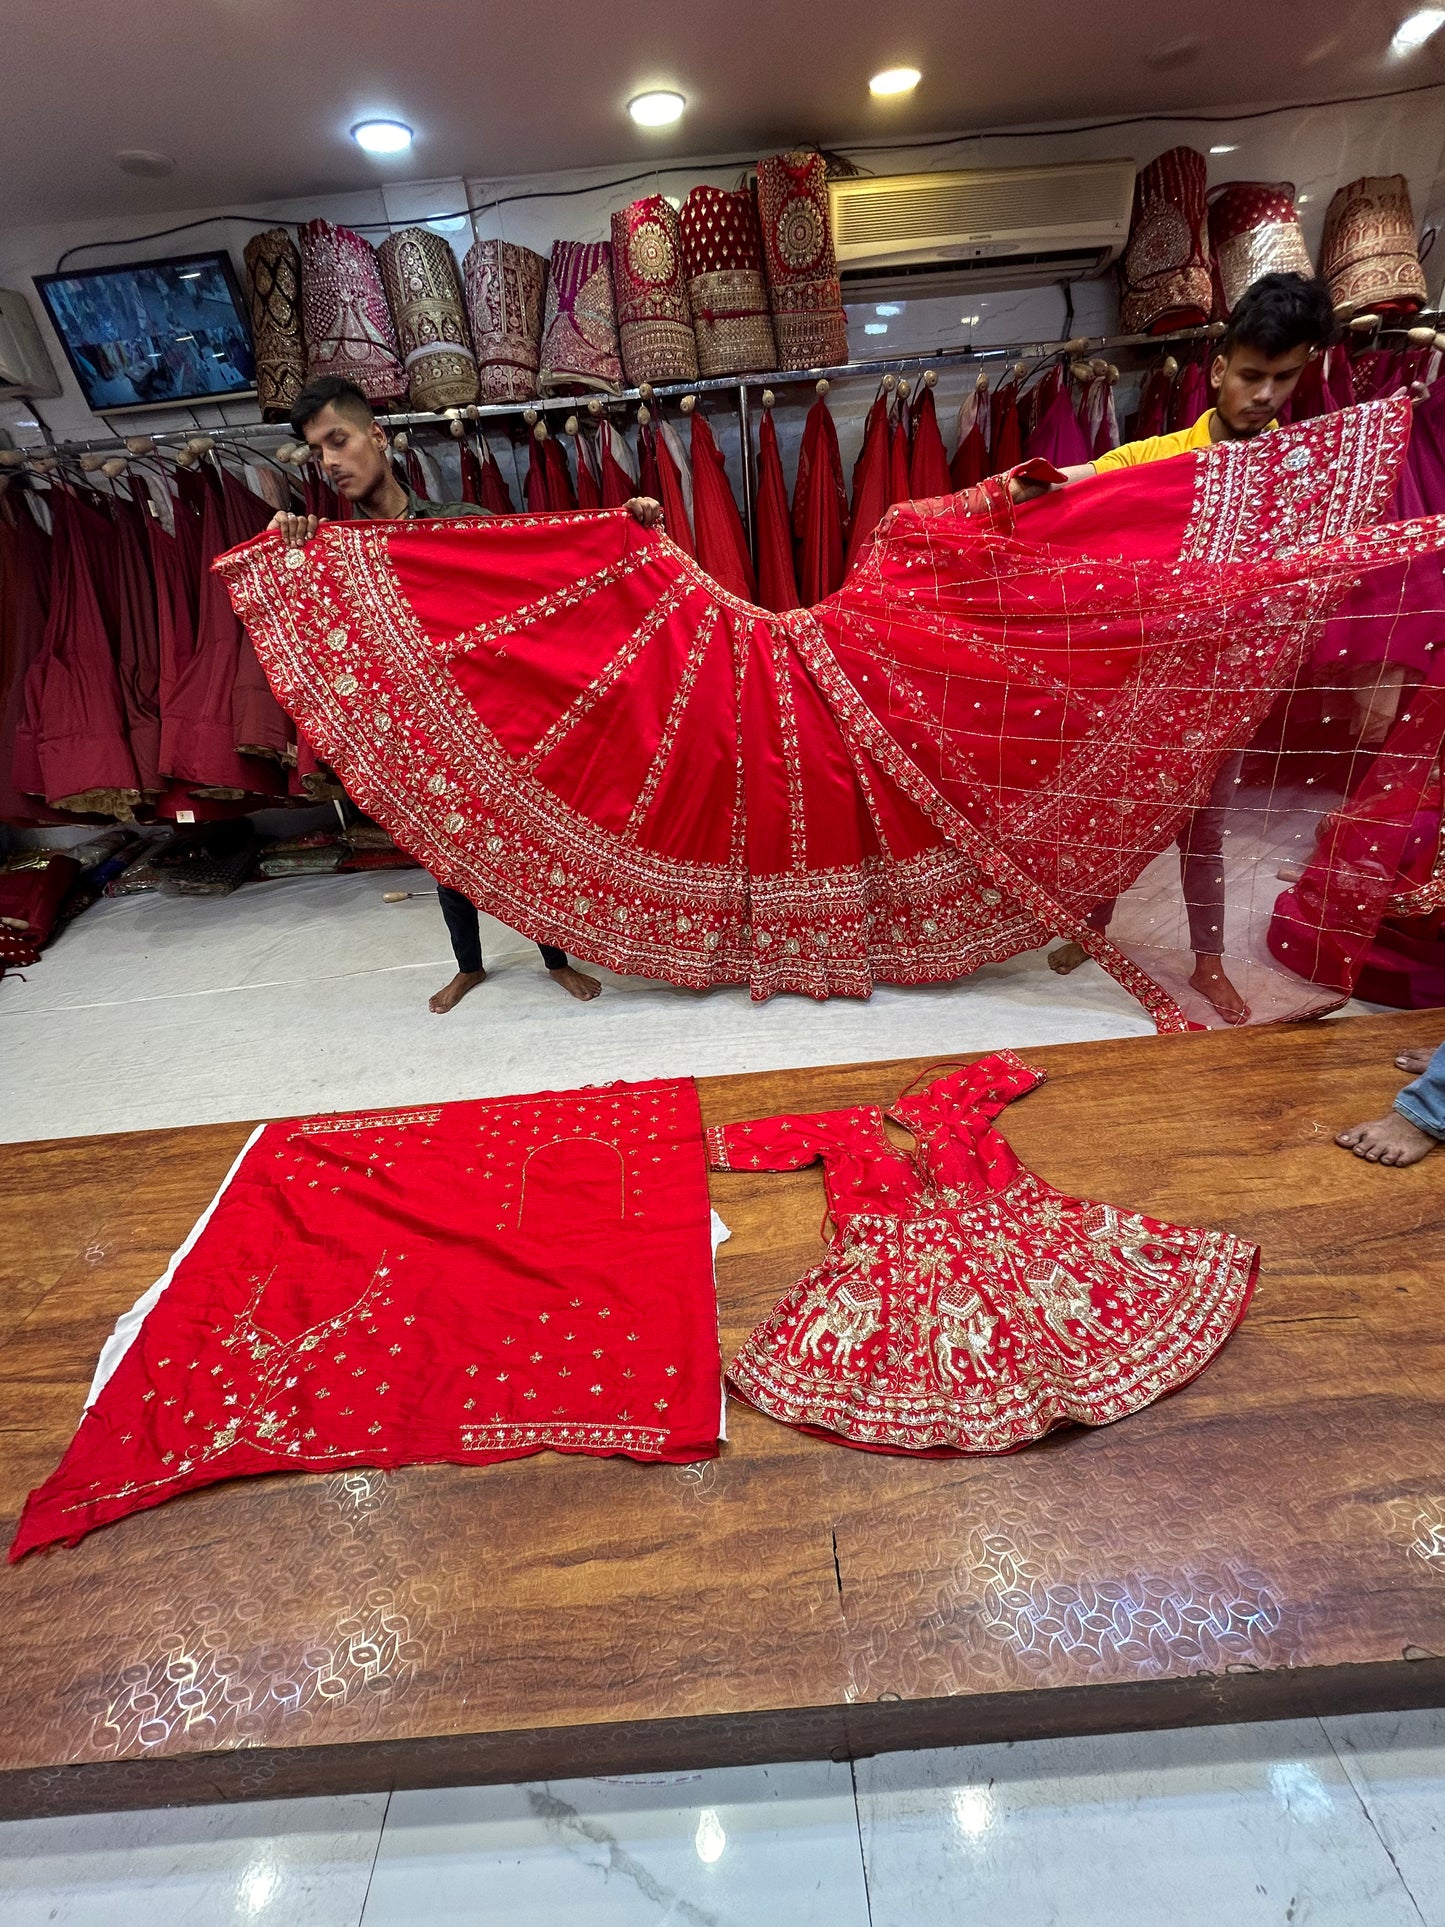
[542,431,577,511]
[572,429,603,510]
[1089,376,1121,460]
[754,407,800,613]
[11,1078,724,1558]
[988,376,1022,475]
[222,468,294,766]
[792,390,848,605]
[219,397,1445,1027]
[479,440,516,516]
[845,387,893,572]
[887,410,911,505]
[907,384,952,500]
[162,470,283,797]
[1023,374,1092,468]
[636,422,663,504]
[1168,359,1209,434]
[524,432,552,513]
[16,489,141,817]
[0,504,63,825]
[109,493,161,798]
[949,379,991,490]
[687,409,755,601]
[710,1054,1256,1453]
[598,427,635,510]
[651,418,695,558]
[1133,363,1175,441]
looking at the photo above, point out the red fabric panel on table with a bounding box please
[12,1078,722,1558]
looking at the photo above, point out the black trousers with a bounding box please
[436,885,566,973]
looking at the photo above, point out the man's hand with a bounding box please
[624,496,664,528]
[267,509,320,546]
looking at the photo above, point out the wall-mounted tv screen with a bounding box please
[34,251,256,413]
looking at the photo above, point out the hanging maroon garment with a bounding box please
[0,505,63,825]
[110,493,161,797]
[689,410,755,601]
[19,490,141,817]
[1351,349,1405,404]
[754,408,800,613]
[1133,364,1174,442]
[652,420,696,558]
[458,439,484,506]
[888,414,911,505]
[1089,377,1121,460]
[637,422,662,503]
[524,433,552,513]
[478,441,516,516]
[845,388,894,572]
[710,1055,1256,1453]
[908,385,952,500]
[598,431,635,510]
[988,377,1022,475]
[792,391,848,605]
[13,1077,725,1559]
[162,471,283,796]
[223,469,294,765]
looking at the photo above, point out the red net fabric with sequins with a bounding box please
[11,1079,723,1558]
[215,396,1445,1028]
[709,1053,1257,1453]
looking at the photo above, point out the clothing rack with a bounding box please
[11,309,1442,544]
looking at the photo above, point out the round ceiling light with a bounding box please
[628,90,686,127]
[1392,8,1445,55]
[351,119,414,155]
[114,149,176,178]
[869,67,921,96]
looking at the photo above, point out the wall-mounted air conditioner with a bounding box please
[829,161,1137,300]
[0,290,62,399]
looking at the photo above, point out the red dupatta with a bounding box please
[217,398,1445,1026]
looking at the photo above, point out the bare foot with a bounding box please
[549,965,601,1002]
[1336,1111,1436,1166]
[1189,955,1250,1025]
[1048,941,1089,975]
[428,968,486,1013]
[1395,1046,1438,1076]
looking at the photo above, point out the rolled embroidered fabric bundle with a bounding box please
[679,185,777,377]
[242,228,306,421]
[1119,147,1213,335]
[1319,175,1428,319]
[377,227,478,411]
[756,151,848,371]
[609,196,699,385]
[1206,182,1314,317]
[299,219,406,405]
[462,238,548,402]
[538,240,623,393]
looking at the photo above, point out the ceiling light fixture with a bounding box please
[870,67,921,96]
[1209,144,1237,154]
[864,322,889,335]
[351,119,413,155]
[875,303,901,316]
[1391,7,1445,54]
[628,90,686,127]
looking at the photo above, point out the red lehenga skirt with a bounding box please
[216,398,1445,1027]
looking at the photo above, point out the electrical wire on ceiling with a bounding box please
[48,74,1445,274]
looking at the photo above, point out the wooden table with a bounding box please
[3,1009,1445,1818]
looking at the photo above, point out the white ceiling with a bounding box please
[7,0,1444,227]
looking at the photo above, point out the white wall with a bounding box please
[2,91,1442,490]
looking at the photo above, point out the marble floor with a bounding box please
[1,872,1426,1925]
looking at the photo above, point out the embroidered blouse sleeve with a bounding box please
[705,1111,862,1172]
[891,1051,1046,1130]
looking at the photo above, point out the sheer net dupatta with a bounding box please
[216,399,1445,1020]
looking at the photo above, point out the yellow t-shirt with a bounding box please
[1093,408,1278,472]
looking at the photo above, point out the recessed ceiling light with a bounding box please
[628,90,686,127]
[1392,7,1445,54]
[114,149,175,178]
[875,303,902,316]
[351,119,413,156]
[864,322,889,335]
[870,67,921,96]
[1209,144,1237,155]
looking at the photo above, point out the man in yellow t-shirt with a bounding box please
[1041,272,1338,1022]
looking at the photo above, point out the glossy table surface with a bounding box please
[3,1009,1444,1817]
